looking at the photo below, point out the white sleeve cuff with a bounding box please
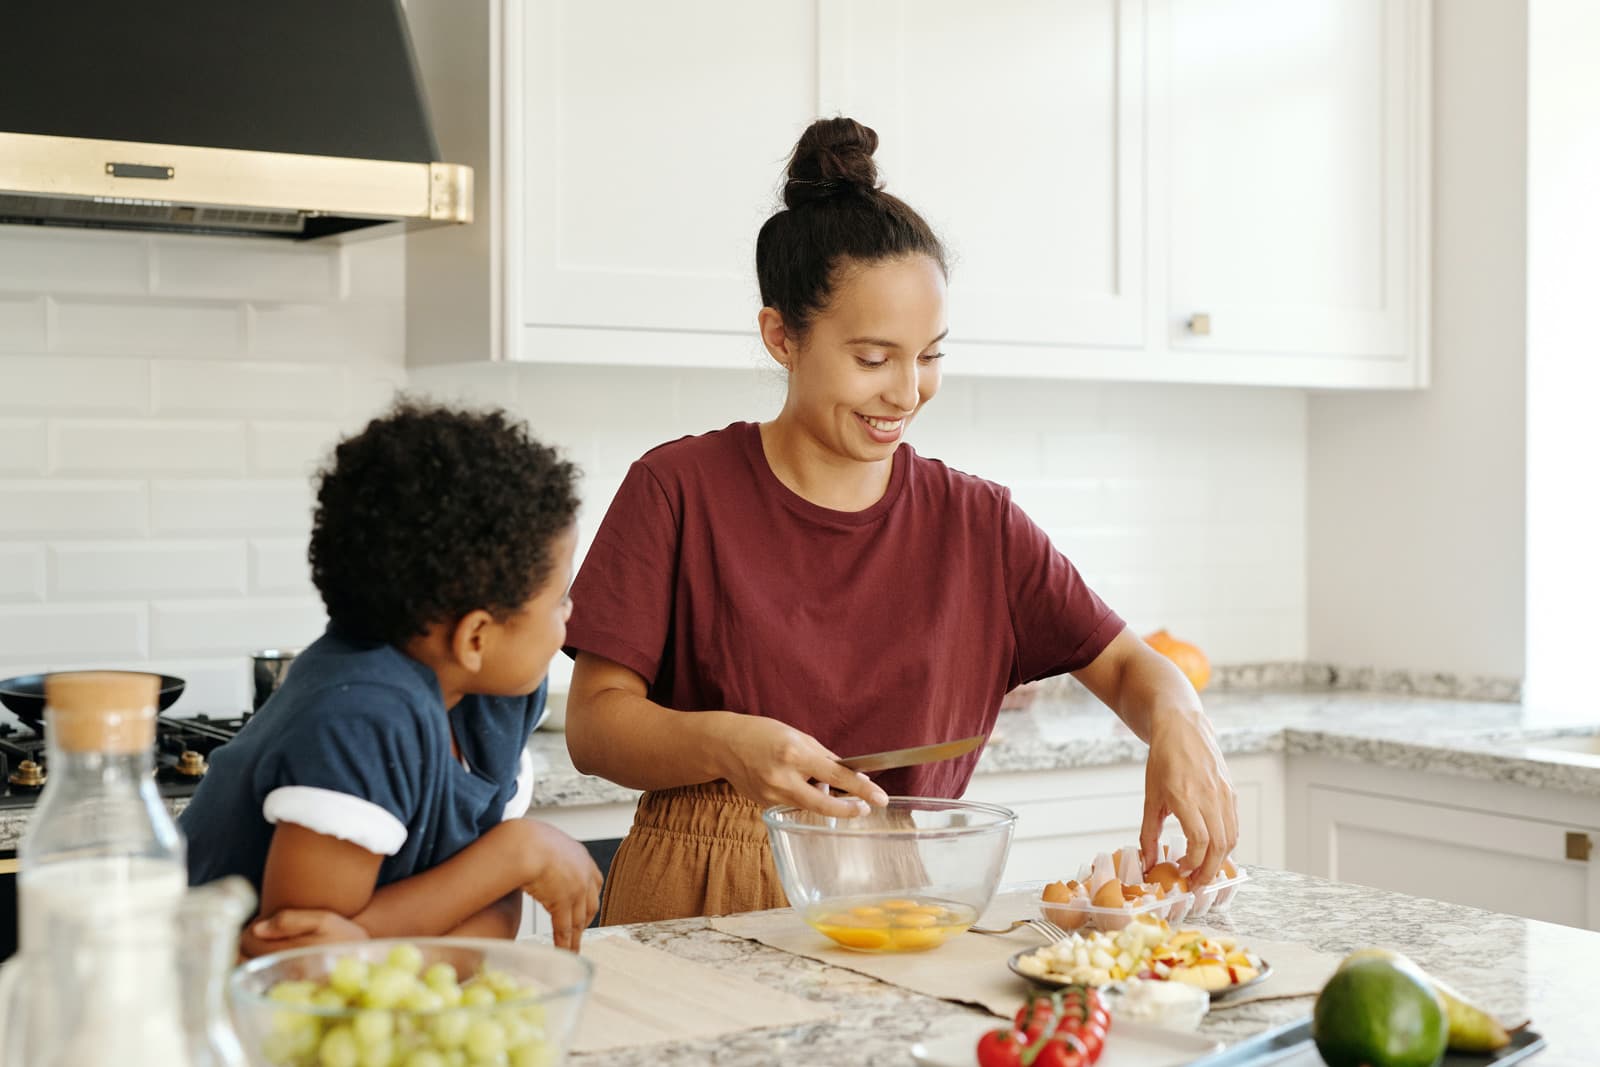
[264,786,409,856]
[502,748,535,822]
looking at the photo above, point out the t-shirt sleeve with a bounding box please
[562,459,680,685]
[1000,490,1125,686]
[252,689,424,857]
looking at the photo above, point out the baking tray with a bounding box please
[1186,1017,1547,1066]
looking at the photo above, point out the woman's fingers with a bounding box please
[1138,793,1168,870]
[811,757,889,808]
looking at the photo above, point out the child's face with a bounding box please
[477,523,578,697]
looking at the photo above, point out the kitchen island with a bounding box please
[572,866,1597,1066]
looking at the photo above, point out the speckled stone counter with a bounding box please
[521,688,1600,810]
[568,866,1598,1066]
[4,690,1596,849]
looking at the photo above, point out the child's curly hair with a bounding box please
[309,400,580,646]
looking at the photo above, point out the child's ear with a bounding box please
[448,610,495,673]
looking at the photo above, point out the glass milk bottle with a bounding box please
[7,671,190,1066]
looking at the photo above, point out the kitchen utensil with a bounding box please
[0,671,185,731]
[971,918,1070,941]
[250,648,300,710]
[1007,947,1276,1001]
[229,938,593,1067]
[837,733,985,774]
[1179,1016,1546,1066]
[762,797,1015,954]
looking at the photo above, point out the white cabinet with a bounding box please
[406,0,1431,387]
[1287,756,1600,931]
[824,0,1145,351]
[1155,0,1430,386]
[964,753,1285,886]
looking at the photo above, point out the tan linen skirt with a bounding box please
[597,780,789,926]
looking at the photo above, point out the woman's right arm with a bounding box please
[566,652,886,817]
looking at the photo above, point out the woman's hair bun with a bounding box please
[783,117,881,209]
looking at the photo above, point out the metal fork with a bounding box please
[970,917,1071,942]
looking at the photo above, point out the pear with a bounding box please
[1339,947,1511,1053]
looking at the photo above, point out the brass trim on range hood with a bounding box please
[0,131,472,240]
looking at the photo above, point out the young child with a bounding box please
[180,401,602,953]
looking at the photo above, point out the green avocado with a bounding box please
[1312,958,1449,1067]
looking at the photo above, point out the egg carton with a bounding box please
[1038,843,1247,932]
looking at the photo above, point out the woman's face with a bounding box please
[782,254,948,463]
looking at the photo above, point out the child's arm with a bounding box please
[259,817,600,947]
[446,891,524,939]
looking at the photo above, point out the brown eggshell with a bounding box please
[1042,881,1072,904]
[1146,861,1184,891]
[1091,878,1126,909]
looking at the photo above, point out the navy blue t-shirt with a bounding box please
[181,625,543,892]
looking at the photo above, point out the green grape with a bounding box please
[434,983,465,1008]
[401,1052,446,1067]
[513,1004,546,1030]
[500,1016,535,1050]
[480,970,519,999]
[359,1040,397,1067]
[461,985,498,1008]
[363,967,418,1010]
[472,1053,508,1067]
[464,1019,507,1061]
[423,962,459,992]
[428,1010,471,1049]
[319,1025,361,1067]
[508,1042,554,1067]
[386,943,426,976]
[399,988,445,1014]
[269,980,320,1005]
[329,957,372,999]
[444,1051,467,1067]
[353,1010,395,1047]
[314,989,350,1011]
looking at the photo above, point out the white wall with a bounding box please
[0,227,407,713]
[1523,0,1600,713]
[1306,0,1529,679]
[411,362,1308,692]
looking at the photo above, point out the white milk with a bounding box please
[15,856,190,1067]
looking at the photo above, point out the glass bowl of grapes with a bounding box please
[227,939,592,1067]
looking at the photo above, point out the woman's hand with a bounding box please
[715,714,889,818]
[1142,707,1238,887]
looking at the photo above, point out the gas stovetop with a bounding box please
[0,713,250,809]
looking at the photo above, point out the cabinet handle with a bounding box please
[1186,313,1212,336]
[1567,831,1593,862]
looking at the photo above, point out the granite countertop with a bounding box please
[3,689,1596,849]
[522,688,1600,810]
[571,866,1599,1066]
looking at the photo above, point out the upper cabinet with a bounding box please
[406,0,1431,389]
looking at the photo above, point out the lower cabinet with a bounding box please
[1286,756,1600,931]
[962,753,1286,885]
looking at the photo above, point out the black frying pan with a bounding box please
[0,672,186,732]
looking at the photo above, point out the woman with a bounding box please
[564,117,1236,926]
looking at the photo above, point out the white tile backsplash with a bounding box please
[0,226,403,707]
[1,223,1308,698]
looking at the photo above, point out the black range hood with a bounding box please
[0,0,471,240]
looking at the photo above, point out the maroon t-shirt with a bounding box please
[563,422,1124,797]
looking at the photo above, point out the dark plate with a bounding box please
[1182,1017,1547,1065]
[1007,946,1274,1001]
[0,672,185,728]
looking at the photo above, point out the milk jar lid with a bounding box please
[44,671,159,754]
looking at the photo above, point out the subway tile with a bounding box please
[46,657,249,715]
[248,422,342,477]
[0,294,46,352]
[151,479,313,535]
[151,598,326,656]
[0,480,147,536]
[248,539,313,595]
[0,356,149,413]
[50,541,247,598]
[151,238,338,302]
[0,603,147,660]
[52,297,242,357]
[249,301,404,363]
[0,545,44,602]
[0,420,46,474]
[406,362,522,411]
[0,228,148,295]
[152,360,347,418]
[50,420,245,475]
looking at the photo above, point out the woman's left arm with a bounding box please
[1071,627,1238,886]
